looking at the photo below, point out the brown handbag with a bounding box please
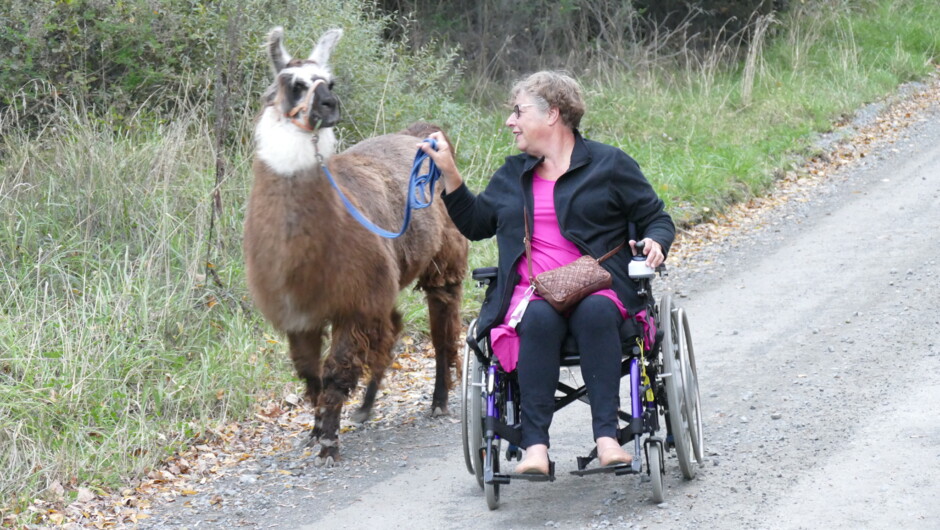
[524,209,625,313]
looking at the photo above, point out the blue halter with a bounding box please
[322,138,442,239]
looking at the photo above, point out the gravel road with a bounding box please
[137,83,940,530]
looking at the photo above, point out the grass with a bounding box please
[0,103,288,514]
[576,1,939,224]
[2,0,939,521]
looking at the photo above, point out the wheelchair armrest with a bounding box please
[472,266,498,285]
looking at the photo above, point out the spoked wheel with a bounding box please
[677,308,704,465]
[460,320,485,489]
[484,440,501,510]
[658,294,696,479]
[647,439,665,503]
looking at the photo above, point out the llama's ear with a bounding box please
[267,26,291,73]
[308,28,343,67]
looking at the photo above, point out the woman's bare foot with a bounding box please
[514,444,550,475]
[596,436,632,466]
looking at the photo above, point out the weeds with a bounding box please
[0,103,280,513]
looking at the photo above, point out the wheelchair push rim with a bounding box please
[460,319,485,489]
[460,320,474,475]
[659,294,697,479]
[677,308,704,464]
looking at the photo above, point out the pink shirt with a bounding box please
[489,174,627,371]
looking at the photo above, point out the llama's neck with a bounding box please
[255,108,337,175]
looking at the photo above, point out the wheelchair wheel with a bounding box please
[659,294,696,479]
[460,320,485,489]
[678,308,704,465]
[460,320,474,475]
[484,440,501,510]
[647,439,665,503]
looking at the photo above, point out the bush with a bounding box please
[0,0,466,145]
[373,0,792,84]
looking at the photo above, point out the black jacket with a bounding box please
[443,130,675,340]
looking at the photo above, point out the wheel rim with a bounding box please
[460,320,476,475]
[470,352,484,489]
[678,309,704,464]
[659,294,695,479]
[466,320,485,489]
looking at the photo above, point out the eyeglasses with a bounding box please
[512,103,537,118]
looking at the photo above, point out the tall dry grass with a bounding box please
[0,89,280,510]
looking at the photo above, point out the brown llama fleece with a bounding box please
[243,27,468,466]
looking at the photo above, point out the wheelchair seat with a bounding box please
[470,264,652,367]
[560,316,649,366]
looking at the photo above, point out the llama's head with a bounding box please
[264,26,342,131]
[256,27,343,173]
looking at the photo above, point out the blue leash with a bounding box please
[322,138,442,239]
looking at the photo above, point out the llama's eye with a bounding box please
[328,80,335,91]
[291,83,306,100]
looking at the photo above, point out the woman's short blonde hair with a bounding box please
[510,71,585,130]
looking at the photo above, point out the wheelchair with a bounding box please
[459,242,704,510]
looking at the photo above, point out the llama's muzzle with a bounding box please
[287,78,339,131]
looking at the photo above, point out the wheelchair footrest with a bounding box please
[493,461,556,483]
[501,472,556,482]
[569,462,636,477]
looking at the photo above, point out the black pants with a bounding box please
[516,295,624,449]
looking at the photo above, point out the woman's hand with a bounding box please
[418,131,463,194]
[629,237,665,268]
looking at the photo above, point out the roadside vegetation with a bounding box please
[1,0,938,521]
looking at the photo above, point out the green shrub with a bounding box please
[373,0,793,85]
[0,0,466,145]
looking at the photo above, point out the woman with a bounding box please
[419,71,675,475]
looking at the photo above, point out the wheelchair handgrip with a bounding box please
[472,266,498,284]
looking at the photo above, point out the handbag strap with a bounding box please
[523,207,626,283]
[597,241,627,263]
[524,208,536,283]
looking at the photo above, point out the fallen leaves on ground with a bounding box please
[4,337,442,529]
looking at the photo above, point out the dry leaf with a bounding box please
[75,487,96,503]
[47,480,65,499]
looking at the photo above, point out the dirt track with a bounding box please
[133,79,940,530]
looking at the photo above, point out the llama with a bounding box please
[243,27,468,465]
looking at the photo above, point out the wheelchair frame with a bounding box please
[460,263,703,510]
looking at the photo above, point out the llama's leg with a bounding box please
[423,281,463,416]
[351,310,402,423]
[287,328,324,438]
[288,329,327,442]
[313,319,369,466]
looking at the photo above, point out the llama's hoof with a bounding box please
[314,445,339,467]
[350,407,371,424]
[314,455,336,467]
[431,405,449,417]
